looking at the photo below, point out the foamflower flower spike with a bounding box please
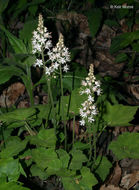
[79,64,102,126]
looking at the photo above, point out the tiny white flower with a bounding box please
[86,110,91,115]
[95,81,100,87]
[97,88,101,96]
[91,109,97,115]
[93,86,97,92]
[80,90,85,95]
[83,107,87,111]
[45,40,52,49]
[52,62,59,70]
[88,95,94,102]
[88,117,95,123]
[80,120,85,126]
[85,88,91,94]
[34,59,43,67]
[81,80,87,86]
[45,67,51,75]
[63,64,69,72]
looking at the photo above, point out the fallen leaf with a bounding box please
[100,184,123,190]
[0,82,25,107]
[129,171,139,189]
[107,162,122,187]
[120,171,139,189]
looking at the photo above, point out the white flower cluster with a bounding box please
[32,14,52,54]
[32,14,70,77]
[79,64,102,126]
[48,33,70,73]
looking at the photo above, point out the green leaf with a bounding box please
[115,53,128,63]
[116,9,129,20]
[56,169,76,178]
[0,136,27,158]
[104,19,119,27]
[0,25,27,54]
[0,128,12,141]
[46,158,62,172]
[56,149,70,169]
[69,149,88,170]
[0,66,23,84]
[132,42,139,52]
[0,0,9,13]
[31,148,59,170]
[0,181,30,190]
[28,104,50,127]
[87,8,102,38]
[30,164,47,180]
[0,158,20,181]
[12,0,45,20]
[19,163,27,177]
[57,88,87,119]
[62,177,80,190]
[28,5,38,16]
[19,19,37,44]
[19,149,32,166]
[110,31,139,54]
[16,0,27,9]
[62,63,87,92]
[73,142,90,150]
[30,129,56,148]
[103,102,138,127]
[109,132,139,159]
[0,107,36,123]
[80,167,98,189]
[94,156,112,181]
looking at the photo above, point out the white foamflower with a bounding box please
[34,59,43,67]
[79,64,102,126]
[63,64,69,72]
[48,33,70,73]
[45,67,51,75]
[81,80,87,86]
[79,120,85,126]
[85,88,91,95]
[88,95,94,102]
[32,14,52,55]
[32,15,70,77]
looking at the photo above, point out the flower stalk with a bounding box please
[32,14,71,138]
[79,64,102,162]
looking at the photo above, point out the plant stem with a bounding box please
[24,121,36,136]
[72,115,75,146]
[0,123,6,148]
[41,51,57,132]
[26,65,34,106]
[88,125,93,162]
[59,64,67,150]
[47,79,57,133]
[88,124,97,164]
[93,127,97,163]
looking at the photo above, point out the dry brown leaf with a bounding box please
[120,159,139,174]
[120,174,131,189]
[0,82,25,107]
[129,171,139,189]
[107,162,122,187]
[67,119,80,136]
[100,184,123,190]
[17,100,29,108]
[120,171,139,189]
